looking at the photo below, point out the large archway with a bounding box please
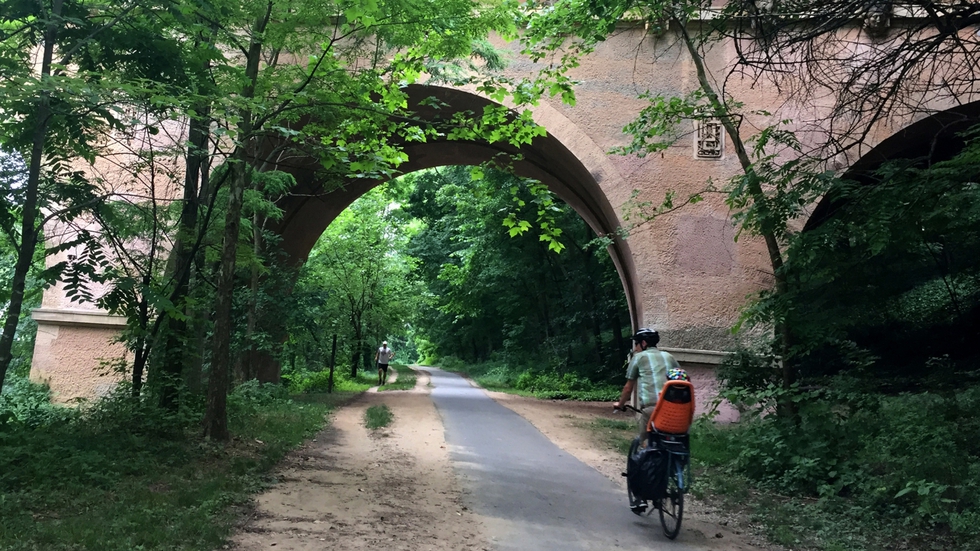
[262,85,643,330]
[792,101,980,381]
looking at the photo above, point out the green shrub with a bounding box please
[728,380,980,544]
[0,374,336,550]
[433,355,467,371]
[475,365,517,388]
[717,343,782,396]
[285,366,375,393]
[285,369,334,393]
[0,375,70,428]
[511,369,618,399]
[228,380,291,415]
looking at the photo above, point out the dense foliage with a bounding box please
[277,167,632,399]
[693,374,980,550]
[779,132,980,383]
[401,166,631,384]
[280,186,420,383]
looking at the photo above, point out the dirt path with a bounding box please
[231,368,489,551]
[231,367,771,551]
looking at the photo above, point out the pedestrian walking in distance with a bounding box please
[375,341,394,385]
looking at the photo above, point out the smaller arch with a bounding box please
[807,101,980,229]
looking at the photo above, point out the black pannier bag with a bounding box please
[627,443,667,501]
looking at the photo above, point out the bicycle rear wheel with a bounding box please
[659,461,684,539]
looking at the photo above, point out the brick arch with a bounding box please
[266,84,643,329]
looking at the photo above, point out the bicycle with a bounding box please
[620,404,692,540]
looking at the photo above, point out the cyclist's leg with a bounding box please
[636,406,655,443]
[626,437,647,514]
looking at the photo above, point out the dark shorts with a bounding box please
[378,363,389,371]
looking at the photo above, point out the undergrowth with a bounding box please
[283,366,377,393]
[379,364,417,391]
[429,356,620,401]
[0,376,348,551]
[691,381,980,551]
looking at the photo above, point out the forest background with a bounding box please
[1,0,980,550]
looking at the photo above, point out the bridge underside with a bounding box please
[263,85,643,330]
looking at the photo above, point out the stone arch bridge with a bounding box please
[28,24,980,401]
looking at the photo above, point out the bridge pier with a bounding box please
[29,308,129,403]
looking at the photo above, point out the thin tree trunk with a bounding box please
[612,313,625,359]
[157,21,215,407]
[243,211,263,381]
[204,158,247,440]
[131,275,151,396]
[159,105,210,408]
[676,21,795,414]
[204,2,272,440]
[350,310,362,378]
[0,0,63,392]
[328,334,337,393]
[185,293,208,396]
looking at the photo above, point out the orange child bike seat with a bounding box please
[646,380,696,434]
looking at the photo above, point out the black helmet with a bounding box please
[632,327,660,347]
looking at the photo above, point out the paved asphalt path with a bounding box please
[420,367,706,551]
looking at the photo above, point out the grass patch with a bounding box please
[379,364,417,391]
[0,380,345,551]
[364,404,393,429]
[580,415,636,456]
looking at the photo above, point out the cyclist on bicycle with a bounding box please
[613,328,680,439]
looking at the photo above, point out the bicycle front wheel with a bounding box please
[659,461,684,539]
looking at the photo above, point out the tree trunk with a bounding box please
[676,21,795,415]
[0,0,63,392]
[612,312,625,358]
[203,3,272,440]
[184,299,208,396]
[242,210,263,382]
[350,311,362,378]
[351,346,361,378]
[131,275,151,396]
[328,334,337,393]
[588,282,604,364]
[158,94,211,408]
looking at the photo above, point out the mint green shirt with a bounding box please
[625,348,679,408]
